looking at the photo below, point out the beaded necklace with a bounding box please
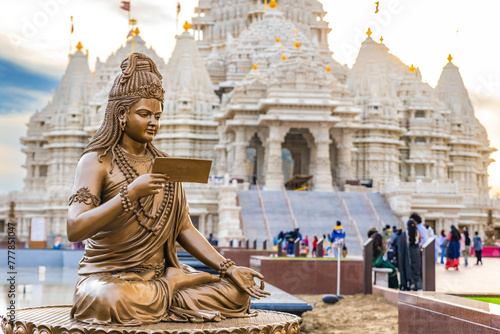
[114,145,174,235]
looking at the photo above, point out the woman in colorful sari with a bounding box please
[445,225,461,270]
[67,53,269,325]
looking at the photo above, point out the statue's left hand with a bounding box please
[227,266,271,299]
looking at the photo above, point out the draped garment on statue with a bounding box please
[70,151,251,325]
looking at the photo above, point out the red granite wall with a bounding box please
[398,291,500,333]
[250,257,364,295]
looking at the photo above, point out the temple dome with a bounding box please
[226,7,346,83]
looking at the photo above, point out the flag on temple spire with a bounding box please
[375,2,379,14]
[120,1,130,11]
[70,16,74,34]
[176,2,181,28]
[126,28,133,39]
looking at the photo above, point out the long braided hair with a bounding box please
[82,53,167,165]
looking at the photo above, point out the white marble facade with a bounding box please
[0,0,497,246]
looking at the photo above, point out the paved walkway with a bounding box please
[435,256,500,293]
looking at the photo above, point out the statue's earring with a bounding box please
[120,119,126,131]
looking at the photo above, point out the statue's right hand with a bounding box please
[127,173,169,201]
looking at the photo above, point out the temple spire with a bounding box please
[366,28,373,38]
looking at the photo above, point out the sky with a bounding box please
[1,0,500,195]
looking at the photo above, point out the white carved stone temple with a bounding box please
[0,0,497,249]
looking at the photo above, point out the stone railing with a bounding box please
[462,196,500,209]
[385,179,459,195]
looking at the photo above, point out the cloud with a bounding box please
[0,86,52,114]
[0,113,30,194]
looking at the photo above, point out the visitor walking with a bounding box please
[207,233,217,246]
[473,231,483,265]
[368,227,399,289]
[332,221,346,258]
[387,228,401,268]
[312,236,318,257]
[398,220,422,291]
[411,213,428,248]
[438,230,447,264]
[445,225,461,270]
[462,227,471,266]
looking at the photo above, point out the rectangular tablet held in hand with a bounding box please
[152,158,212,183]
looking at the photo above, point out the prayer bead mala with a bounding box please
[114,145,174,235]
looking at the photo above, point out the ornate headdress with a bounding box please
[108,53,165,102]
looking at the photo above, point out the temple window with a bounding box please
[415,164,425,177]
[415,137,426,144]
[415,110,425,118]
[39,165,48,177]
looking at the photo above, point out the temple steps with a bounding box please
[238,190,401,256]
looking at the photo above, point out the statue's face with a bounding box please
[122,98,162,143]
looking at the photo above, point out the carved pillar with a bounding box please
[337,129,353,186]
[216,147,228,177]
[200,214,207,236]
[313,126,333,192]
[207,214,214,235]
[263,125,285,191]
[217,183,243,246]
[233,128,247,180]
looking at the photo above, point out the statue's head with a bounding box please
[83,53,165,158]
[108,53,164,103]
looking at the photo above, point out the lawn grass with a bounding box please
[465,296,500,305]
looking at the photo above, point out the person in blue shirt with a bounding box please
[332,221,346,258]
[473,231,483,265]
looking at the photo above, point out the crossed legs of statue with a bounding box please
[71,267,252,326]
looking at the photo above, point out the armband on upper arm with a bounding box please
[69,187,101,206]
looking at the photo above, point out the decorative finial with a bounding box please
[447,54,453,63]
[269,0,277,9]
[183,21,191,31]
[409,64,416,73]
[85,49,89,56]
[366,28,372,38]
[326,65,331,72]
[276,37,280,43]
[294,41,301,48]
[252,63,258,70]
[380,36,384,43]
[282,55,286,61]
[134,27,140,36]
[76,41,83,51]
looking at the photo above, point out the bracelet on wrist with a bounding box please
[119,185,134,212]
[218,259,236,278]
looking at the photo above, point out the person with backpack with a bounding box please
[332,221,346,258]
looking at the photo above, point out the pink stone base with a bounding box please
[470,246,500,257]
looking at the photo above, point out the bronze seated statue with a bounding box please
[66,53,270,325]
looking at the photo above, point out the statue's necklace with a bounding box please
[114,145,174,235]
